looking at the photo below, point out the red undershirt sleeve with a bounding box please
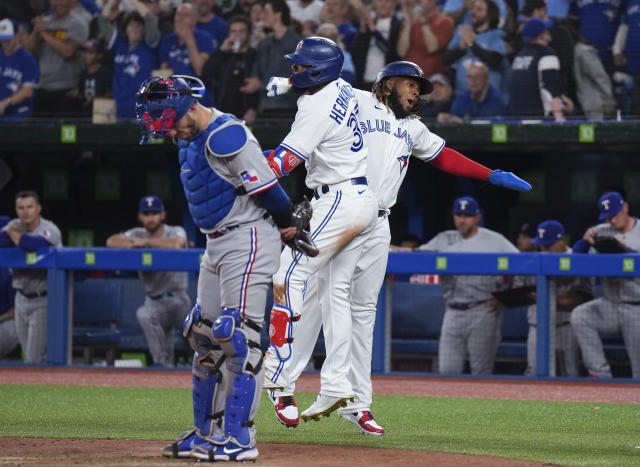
[428,147,492,181]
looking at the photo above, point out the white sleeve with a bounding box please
[280,96,331,161]
[410,121,445,163]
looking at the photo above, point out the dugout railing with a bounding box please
[0,248,638,379]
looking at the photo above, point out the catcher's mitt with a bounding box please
[287,197,319,257]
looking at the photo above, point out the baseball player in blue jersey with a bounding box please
[262,60,531,432]
[136,74,316,462]
[0,19,38,120]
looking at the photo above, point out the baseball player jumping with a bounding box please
[261,36,379,422]
[135,74,316,462]
[263,61,532,433]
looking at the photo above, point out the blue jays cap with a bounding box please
[139,195,164,213]
[453,196,480,215]
[531,220,565,245]
[522,18,553,40]
[0,18,15,40]
[598,191,625,221]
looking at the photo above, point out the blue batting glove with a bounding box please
[488,170,532,192]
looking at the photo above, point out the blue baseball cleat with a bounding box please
[161,428,201,458]
[190,436,259,462]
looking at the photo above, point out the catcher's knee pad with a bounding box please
[183,303,226,437]
[269,304,300,362]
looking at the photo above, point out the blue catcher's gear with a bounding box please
[284,36,344,89]
[488,170,532,192]
[162,304,226,458]
[212,308,264,448]
[375,61,433,95]
[135,74,205,144]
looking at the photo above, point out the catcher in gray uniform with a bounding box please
[572,191,640,378]
[106,195,191,367]
[0,191,62,363]
[417,196,518,374]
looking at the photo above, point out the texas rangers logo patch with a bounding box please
[241,170,259,183]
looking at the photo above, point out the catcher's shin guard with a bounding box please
[183,303,226,438]
[213,308,264,447]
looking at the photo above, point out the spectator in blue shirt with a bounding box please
[194,0,229,49]
[319,0,357,49]
[98,0,160,119]
[158,3,215,106]
[439,60,504,121]
[0,19,38,120]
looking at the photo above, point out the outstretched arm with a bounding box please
[429,147,531,191]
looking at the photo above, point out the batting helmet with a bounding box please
[135,75,205,144]
[375,61,433,95]
[284,36,344,88]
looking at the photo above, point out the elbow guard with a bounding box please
[265,146,303,178]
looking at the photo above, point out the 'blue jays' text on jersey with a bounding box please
[0,47,38,120]
[576,0,625,65]
[178,114,239,231]
[109,33,158,119]
[159,30,216,106]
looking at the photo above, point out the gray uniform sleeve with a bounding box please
[224,138,280,196]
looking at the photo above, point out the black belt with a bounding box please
[448,300,485,310]
[208,213,271,239]
[236,186,247,195]
[622,301,640,305]
[313,177,367,200]
[148,292,175,300]
[378,210,387,218]
[19,290,47,299]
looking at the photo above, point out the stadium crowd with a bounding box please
[0,0,638,122]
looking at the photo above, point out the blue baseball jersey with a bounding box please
[576,0,625,65]
[450,85,505,119]
[196,16,228,50]
[108,33,158,119]
[0,47,38,120]
[624,0,640,73]
[158,29,216,106]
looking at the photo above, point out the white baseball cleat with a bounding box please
[301,394,354,422]
[340,410,385,436]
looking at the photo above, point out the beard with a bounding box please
[388,87,420,119]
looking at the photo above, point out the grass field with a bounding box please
[0,384,639,466]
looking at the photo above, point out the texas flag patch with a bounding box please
[241,170,259,183]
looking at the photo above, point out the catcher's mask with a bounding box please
[135,75,205,144]
[284,36,344,89]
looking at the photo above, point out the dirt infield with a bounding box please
[2,366,638,466]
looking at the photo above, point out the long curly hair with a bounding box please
[372,78,422,119]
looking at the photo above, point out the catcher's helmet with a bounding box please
[284,36,344,88]
[135,75,205,144]
[375,61,433,95]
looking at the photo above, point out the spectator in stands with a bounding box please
[287,0,324,32]
[25,0,89,117]
[506,18,570,121]
[316,22,356,83]
[248,1,267,47]
[68,38,112,118]
[572,192,640,378]
[443,0,507,98]
[520,220,592,377]
[319,0,357,49]
[396,0,453,79]
[443,0,507,34]
[98,0,159,119]
[417,196,519,375]
[202,15,259,124]
[574,0,624,72]
[515,221,538,252]
[518,0,575,105]
[350,0,401,90]
[71,0,96,24]
[417,72,453,120]
[159,3,215,106]
[0,215,18,360]
[0,19,38,120]
[194,0,229,49]
[573,31,616,120]
[106,195,191,368]
[242,0,300,118]
[438,60,504,122]
[613,4,640,116]
[0,190,63,364]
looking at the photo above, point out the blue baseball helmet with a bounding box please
[375,61,433,95]
[284,36,344,88]
[135,75,205,144]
